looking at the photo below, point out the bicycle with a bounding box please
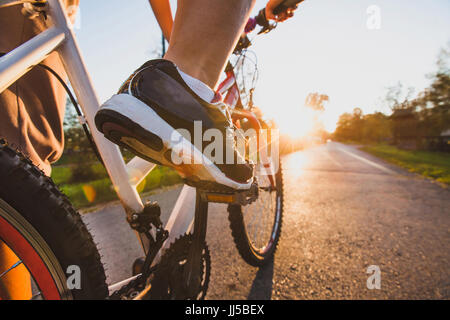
[0,0,301,300]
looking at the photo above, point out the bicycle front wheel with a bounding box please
[228,159,283,267]
[0,140,108,300]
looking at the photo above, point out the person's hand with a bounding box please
[265,0,298,22]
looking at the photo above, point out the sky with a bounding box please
[74,0,450,134]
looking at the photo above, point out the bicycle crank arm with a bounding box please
[133,284,152,300]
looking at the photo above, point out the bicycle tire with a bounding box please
[0,139,108,300]
[228,159,284,267]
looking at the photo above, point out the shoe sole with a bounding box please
[95,94,253,191]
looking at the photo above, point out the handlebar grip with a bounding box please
[255,8,269,27]
[273,0,304,15]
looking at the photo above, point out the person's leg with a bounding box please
[96,0,256,190]
[164,0,256,89]
[0,1,79,176]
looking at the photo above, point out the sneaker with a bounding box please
[95,59,254,191]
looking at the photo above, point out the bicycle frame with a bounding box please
[217,65,243,109]
[0,0,276,292]
[218,63,277,182]
[0,0,196,258]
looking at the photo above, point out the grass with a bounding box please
[51,163,181,208]
[51,165,72,185]
[360,144,450,185]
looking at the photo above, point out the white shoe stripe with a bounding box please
[100,94,253,190]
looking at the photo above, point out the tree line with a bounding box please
[333,45,450,152]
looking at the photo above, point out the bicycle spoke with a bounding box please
[259,194,267,249]
[30,291,43,300]
[267,192,274,240]
[258,200,264,248]
[245,200,260,221]
[265,193,272,244]
[253,217,259,248]
[251,201,262,248]
[0,260,23,279]
[260,187,275,251]
[258,196,267,249]
[252,205,260,247]
[248,201,260,231]
[266,193,274,242]
[241,168,280,254]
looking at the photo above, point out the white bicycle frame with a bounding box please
[0,0,197,288]
[0,0,281,295]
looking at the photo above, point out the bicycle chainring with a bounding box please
[149,234,211,300]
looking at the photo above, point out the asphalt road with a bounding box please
[82,142,450,299]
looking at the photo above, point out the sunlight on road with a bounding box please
[283,150,311,180]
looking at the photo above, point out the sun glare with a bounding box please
[319,110,339,133]
[276,106,314,138]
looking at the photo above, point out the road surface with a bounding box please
[82,142,450,299]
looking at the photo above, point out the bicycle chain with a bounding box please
[148,234,211,300]
[108,234,210,300]
[107,274,147,300]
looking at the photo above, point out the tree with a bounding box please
[305,92,329,111]
[362,112,391,143]
[334,112,353,141]
[385,82,415,111]
[334,42,449,150]
[407,44,450,138]
[63,100,95,160]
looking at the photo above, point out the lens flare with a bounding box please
[82,184,97,203]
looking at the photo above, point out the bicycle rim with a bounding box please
[242,166,282,257]
[0,199,72,300]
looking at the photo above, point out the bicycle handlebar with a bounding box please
[254,0,304,35]
[273,0,305,15]
[234,0,307,54]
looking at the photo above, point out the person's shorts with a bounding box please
[0,0,79,175]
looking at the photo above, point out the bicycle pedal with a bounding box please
[200,183,258,205]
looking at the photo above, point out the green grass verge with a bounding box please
[51,164,182,208]
[51,165,73,185]
[360,144,450,185]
